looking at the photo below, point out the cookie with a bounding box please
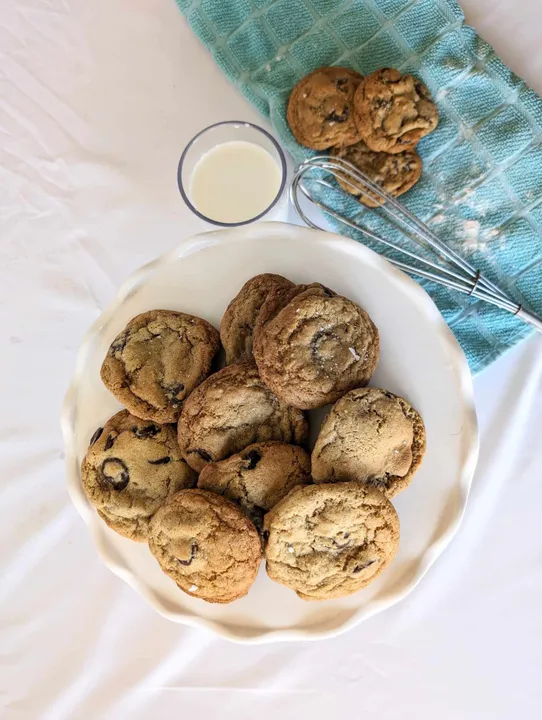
[287,67,364,150]
[101,309,220,424]
[198,441,311,531]
[253,283,379,409]
[81,410,196,540]
[353,68,438,154]
[148,489,261,603]
[177,359,309,472]
[312,388,426,497]
[331,141,422,207]
[220,274,294,365]
[264,482,399,600]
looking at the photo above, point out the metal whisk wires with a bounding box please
[290,155,542,332]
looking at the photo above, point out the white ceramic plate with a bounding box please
[62,221,478,643]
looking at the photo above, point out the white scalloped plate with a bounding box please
[62,221,478,643]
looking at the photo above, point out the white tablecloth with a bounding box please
[2,1,541,718]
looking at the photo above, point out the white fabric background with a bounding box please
[1,1,541,717]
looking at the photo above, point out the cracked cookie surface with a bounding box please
[81,410,196,540]
[312,388,426,497]
[198,441,310,532]
[264,482,399,600]
[354,68,438,154]
[177,359,308,472]
[253,283,379,409]
[220,274,294,365]
[287,67,363,150]
[148,489,262,603]
[101,309,220,424]
[331,140,422,207]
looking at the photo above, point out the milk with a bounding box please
[189,140,282,224]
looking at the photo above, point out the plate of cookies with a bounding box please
[62,221,478,643]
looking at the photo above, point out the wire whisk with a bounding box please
[290,155,542,333]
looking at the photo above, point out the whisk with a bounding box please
[290,155,542,333]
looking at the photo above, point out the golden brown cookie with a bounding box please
[331,141,422,207]
[148,489,262,603]
[253,283,379,409]
[198,441,311,532]
[101,310,220,424]
[312,388,426,497]
[81,410,196,540]
[177,359,308,472]
[220,274,295,365]
[264,482,400,600]
[287,67,364,150]
[353,68,438,154]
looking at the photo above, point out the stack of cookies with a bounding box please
[81,274,426,603]
[287,66,439,206]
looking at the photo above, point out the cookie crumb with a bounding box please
[349,347,360,361]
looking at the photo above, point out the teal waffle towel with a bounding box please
[175,0,542,372]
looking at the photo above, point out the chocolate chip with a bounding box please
[165,383,185,407]
[353,560,376,573]
[310,329,334,360]
[89,427,103,446]
[327,109,349,123]
[177,541,198,566]
[104,434,115,451]
[111,330,129,354]
[373,97,392,111]
[344,532,350,539]
[100,458,130,491]
[194,449,212,462]
[244,450,261,470]
[134,424,160,439]
[322,287,334,297]
[148,457,171,465]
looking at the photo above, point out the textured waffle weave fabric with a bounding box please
[175,0,542,372]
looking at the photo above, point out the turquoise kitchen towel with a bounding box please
[175,0,542,372]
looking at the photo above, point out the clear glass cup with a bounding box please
[177,121,287,227]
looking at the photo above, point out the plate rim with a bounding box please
[61,221,479,644]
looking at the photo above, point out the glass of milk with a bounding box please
[178,121,287,226]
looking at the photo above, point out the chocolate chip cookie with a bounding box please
[287,67,364,150]
[220,274,294,365]
[198,441,310,531]
[148,489,261,603]
[253,283,379,409]
[101,310,220,424]
[264,482,399,600]
[354,68,438,154]
[81,410,196,540]
[312,388,426,497]
[331,141,422,207]
[177,359,308,472]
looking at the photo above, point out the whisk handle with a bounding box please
[516,308,542,333]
